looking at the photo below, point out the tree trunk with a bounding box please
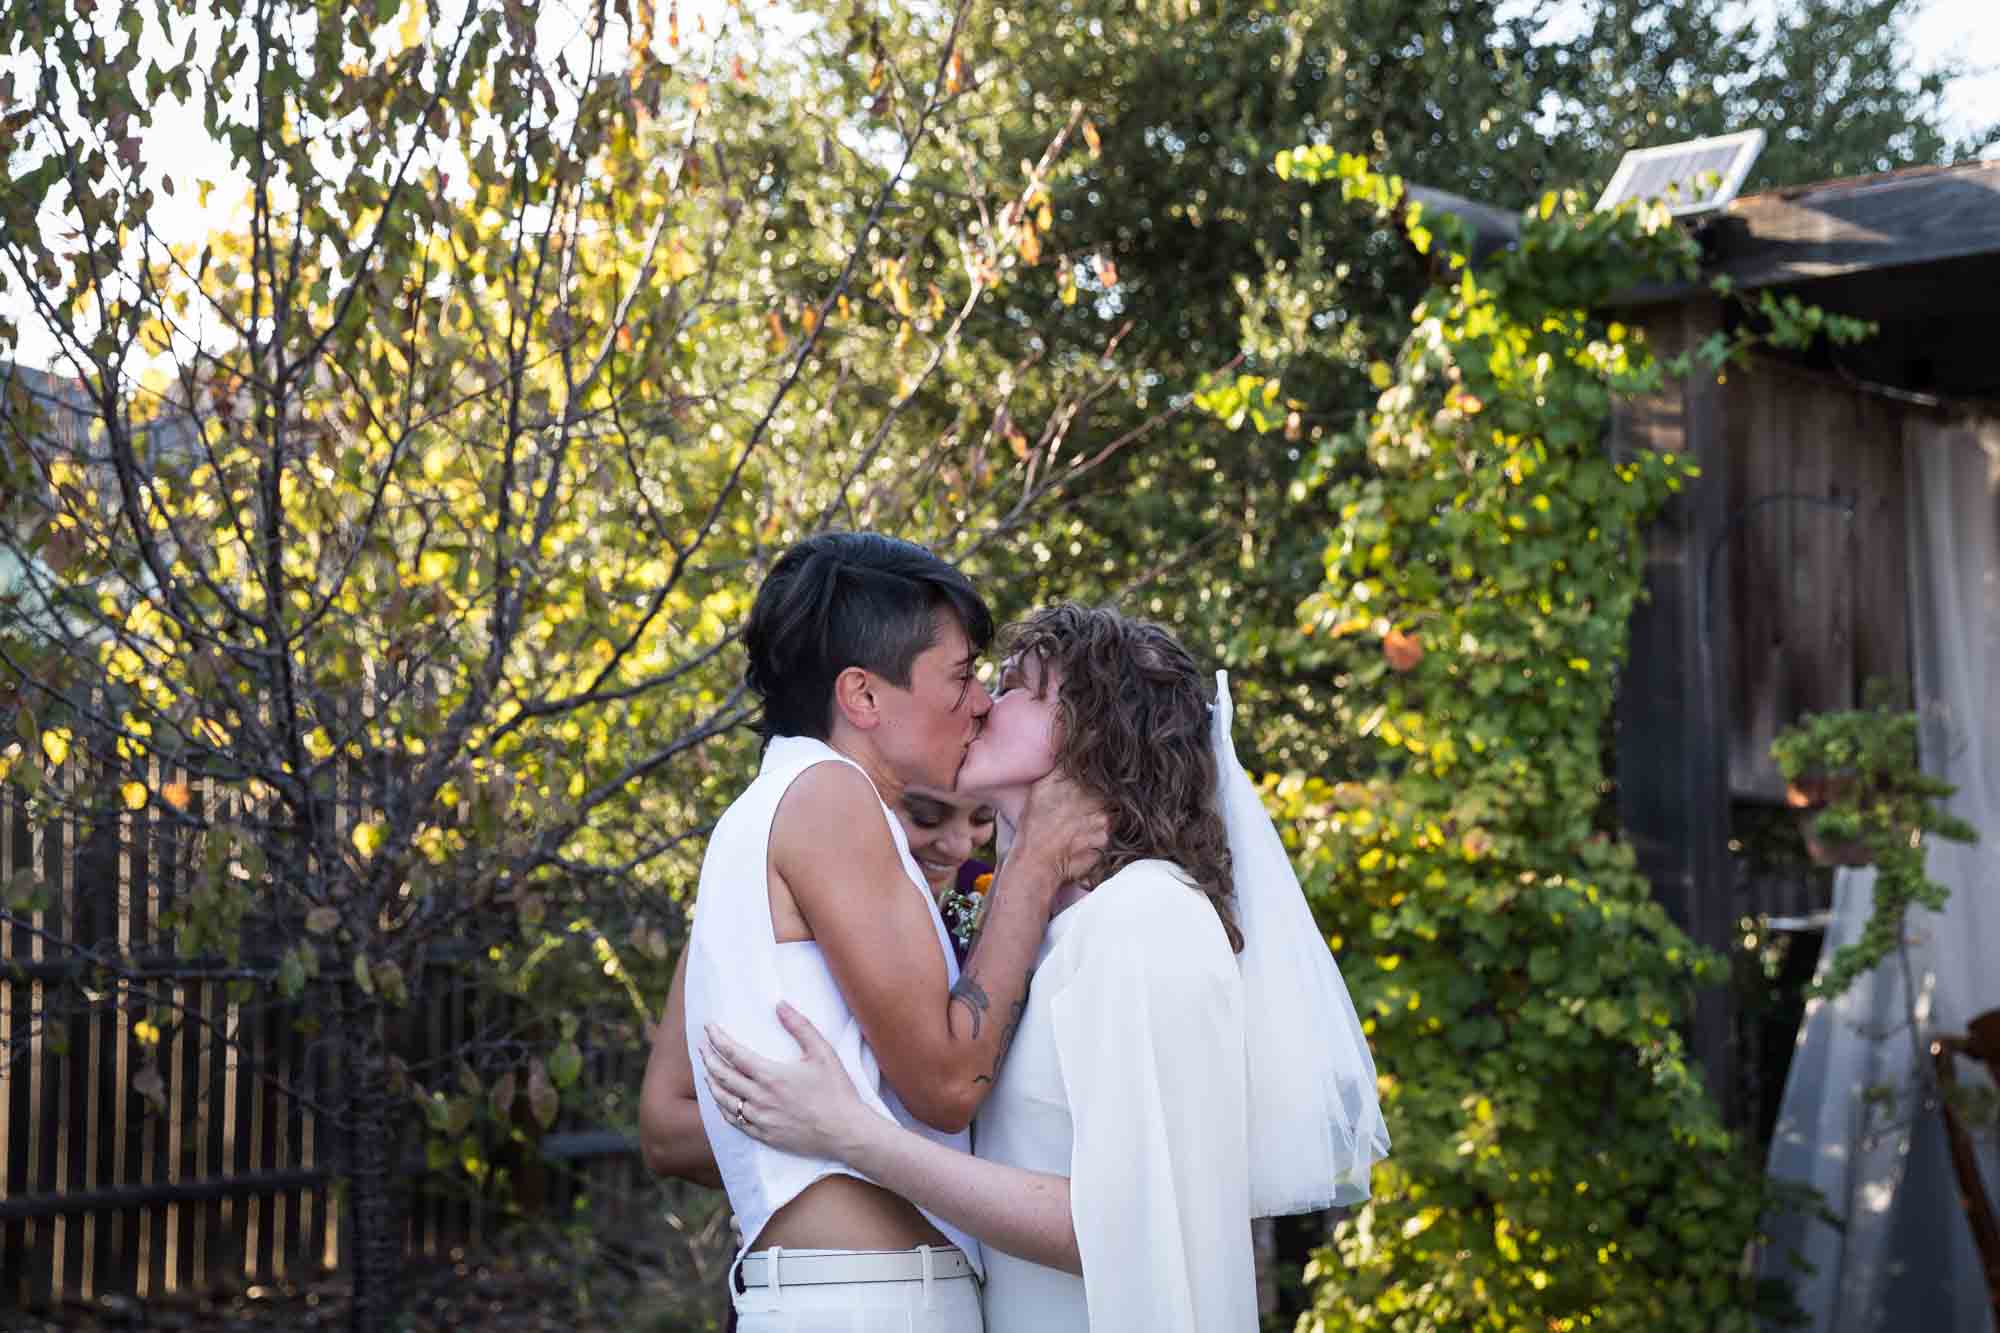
[344,1016,406,1333]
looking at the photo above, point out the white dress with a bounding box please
[972,859,1258,1332]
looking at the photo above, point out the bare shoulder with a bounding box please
[767,758,904,896]
[771,758,887,840]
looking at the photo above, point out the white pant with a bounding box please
[730,1246,984,1333]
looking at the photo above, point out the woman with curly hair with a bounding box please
[702,605,1388,1332]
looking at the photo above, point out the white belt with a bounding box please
[736,1245,974,1290]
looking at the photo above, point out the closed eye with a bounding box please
[902,795,950,827]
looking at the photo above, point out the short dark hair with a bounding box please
[744,532,993,741]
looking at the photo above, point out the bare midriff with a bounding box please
[753,1173,952,1252]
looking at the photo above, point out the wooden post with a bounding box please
[1613,296,1738,1119]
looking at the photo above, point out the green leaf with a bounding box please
[277,949,307,999]
[548,1039,583,1089]
[526,1059,558,1129]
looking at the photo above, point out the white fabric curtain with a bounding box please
[1761,415,2000,1331]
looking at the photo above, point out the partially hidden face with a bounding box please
[868,609,991,791]
[954,652,1061,799]
[897,785,997,895]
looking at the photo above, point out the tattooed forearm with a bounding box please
[990,991,1030,1079]
[949,973,991,1039]
[973,966,1035,1085]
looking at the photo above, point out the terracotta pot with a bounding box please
[1803,828,1875,867]
[1786,771,1876,867]
[1785,771,1854,810]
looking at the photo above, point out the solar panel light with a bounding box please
[1595,129,1767,219]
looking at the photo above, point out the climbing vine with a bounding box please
[1203,149,1859,1329]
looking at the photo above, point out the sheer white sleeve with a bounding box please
[1048,868,1259,1333]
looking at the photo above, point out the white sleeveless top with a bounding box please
[682,735,984,1274]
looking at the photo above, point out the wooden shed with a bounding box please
[1408,160,2000,1129]
[1600,159,2000,1116]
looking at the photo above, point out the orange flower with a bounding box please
[971,873,994,896]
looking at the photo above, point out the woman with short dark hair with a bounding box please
[660,534,1107,1333]
[703,605,1389,1331]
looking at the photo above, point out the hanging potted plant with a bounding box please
[1781,768,1871,867]
[1769,680,1978,997]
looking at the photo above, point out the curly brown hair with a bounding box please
[1002,604,1241,952]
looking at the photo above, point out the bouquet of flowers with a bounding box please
[936,860,993,964]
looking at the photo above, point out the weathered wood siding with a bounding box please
[1722,361,1914,798]
[1612,298,1738,1110]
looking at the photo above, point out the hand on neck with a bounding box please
[991,806,1093,917]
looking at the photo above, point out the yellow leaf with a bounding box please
[352,819,387,858]
[1017,223,1042,266]
[121,782,149,811]
[41,728,72,766]
[1081,119,1101,157]
[663,237,698,281]
[397,0,424,49]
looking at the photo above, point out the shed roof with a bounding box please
[1706,157,2000,290]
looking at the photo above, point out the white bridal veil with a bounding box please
[1213,671,1392,1214]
